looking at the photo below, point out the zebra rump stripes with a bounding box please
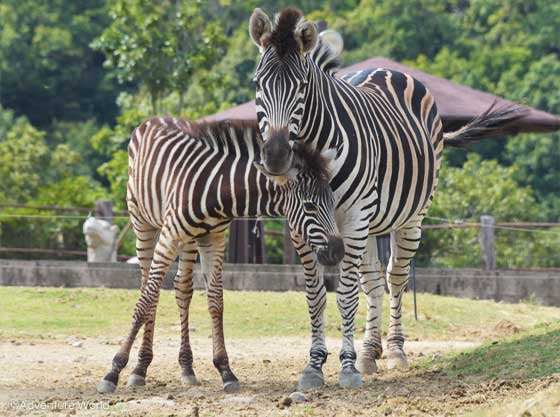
[97,117,343,393]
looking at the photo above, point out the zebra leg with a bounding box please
[97,226,178,393]
[126,225,160,387]
[386,224,422,370]
[337,230,368,389]
[357,235,385,375]
[197,231,239,392]
[174,241,199,386]
[290,231,328,390]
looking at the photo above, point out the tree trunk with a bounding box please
[150,92,158,115]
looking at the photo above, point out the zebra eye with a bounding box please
[303,201,318,212]
[299,82,307,93]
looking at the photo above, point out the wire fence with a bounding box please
[1,205,560,269]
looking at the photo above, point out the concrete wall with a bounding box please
[0,260,340,292]
[414,268,560,306]
[1,260,558,306]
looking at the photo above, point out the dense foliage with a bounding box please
[1,0,559,267]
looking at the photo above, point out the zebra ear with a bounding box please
[295,20,318,54]
[249,8,272,49]
[319,30,344,57]
[320,148,337,180]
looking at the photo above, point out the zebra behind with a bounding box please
[97,117,344,393]
[249,7,523,389]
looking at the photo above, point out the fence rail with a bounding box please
[0,247,132,261]
[2,202,560,268]
[0,203,129,216]
[423,221,560,229]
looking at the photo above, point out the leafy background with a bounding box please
[1,0,559,267]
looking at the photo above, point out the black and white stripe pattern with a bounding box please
[97,117,342,393]
[250,7,519,388]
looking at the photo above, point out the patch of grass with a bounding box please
[0,286,559,341]
[443,322,560,381]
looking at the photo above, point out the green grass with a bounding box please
[429,322,560,416]
[441,322,560,381]
[0,286,559,341]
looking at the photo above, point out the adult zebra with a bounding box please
[97,117,344,393]
[249,7,523,389]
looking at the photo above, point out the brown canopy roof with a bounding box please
[203,56,560,135]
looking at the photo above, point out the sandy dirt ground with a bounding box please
[0,335,557,417]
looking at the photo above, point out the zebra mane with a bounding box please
[188,120,331,183]
[264,7,339,74]
[310,39,341,75]
[185,119,262,157]
[186,119,258,142]
[147,117,261,157]
[267,8,304,58]
[145,117,330,182]
[292,143,332,184]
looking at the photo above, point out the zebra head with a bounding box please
[249,7,318,175]
[255,144,344,266]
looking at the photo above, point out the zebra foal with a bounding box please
[97,117,343,393]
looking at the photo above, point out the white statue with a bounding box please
[83,216,118,262]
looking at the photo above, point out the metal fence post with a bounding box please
[480,215,496,270]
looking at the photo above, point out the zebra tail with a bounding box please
[443,102,528,148]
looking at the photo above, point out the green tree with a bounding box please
[419,155,560,268]
[0,0,119,128]
[503,55,560,219]
[0,108,49,203]
[92,0,227,114]
[50,119,108,181]
[0,105,108,258]
[180,27,255,116]
[406,0,560,219]
[330,0,460,64]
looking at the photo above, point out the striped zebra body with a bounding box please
[98,117,344,393]
[333,68,443,374]
[249,7,519,389]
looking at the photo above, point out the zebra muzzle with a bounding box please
[262,128,293,175]
[316,235,345,266]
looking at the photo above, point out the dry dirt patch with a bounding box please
[2,335,554,417]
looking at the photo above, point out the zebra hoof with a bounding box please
[298,366,324,390]
[339,366,363,389]
[357,355,378,375]
[126,373,146,387]
[97,379,117,394]
[181,374,199,386]
[387,350,409,370]
[223,380,240,393]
